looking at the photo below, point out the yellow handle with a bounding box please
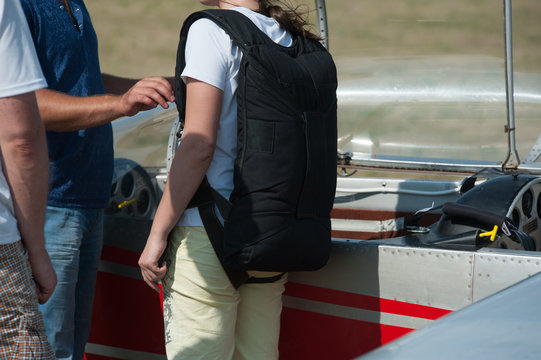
[478,225,499,242]
[117,198,136,209]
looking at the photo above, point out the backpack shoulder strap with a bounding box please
[192,9,278,51]
[174,9,276,120]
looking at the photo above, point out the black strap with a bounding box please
[187,177,231,220]
[246,272,286,284]
[186,178,245,288]
[198,202,249,289]
[192,177,285,288]
[186,9,285,53]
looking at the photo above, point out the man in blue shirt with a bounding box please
[20,0,175,358]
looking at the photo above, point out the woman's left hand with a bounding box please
[139,233,169,293]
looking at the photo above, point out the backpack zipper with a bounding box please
[236,60,250,180]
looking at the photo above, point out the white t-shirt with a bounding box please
[0,0,47,244]
[178,7,293,226]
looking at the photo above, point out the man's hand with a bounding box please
[26,245,57,304]
[35,75,176,132]
[119,76,175,117]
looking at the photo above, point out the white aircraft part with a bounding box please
[331,218,405,234]
[288,242,541,329]
[283,295,433,330]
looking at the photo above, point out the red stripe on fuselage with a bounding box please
[279,307,413,359]
[285,282,452,320]
[331,208,409,221]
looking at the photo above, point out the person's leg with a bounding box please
[162,226,238,360]
[73,208,104,360]
[0,241,54,359]
[233,274,287,360]
[39,206,84,360]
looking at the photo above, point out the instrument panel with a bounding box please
[507,178,541,250]
[106,158,160,219]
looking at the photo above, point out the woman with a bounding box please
[139,1,321,358]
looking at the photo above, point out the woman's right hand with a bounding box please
[139,232,169,293]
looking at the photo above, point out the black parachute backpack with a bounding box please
[174,9,337,288]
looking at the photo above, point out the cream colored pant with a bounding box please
[162,226,287,360]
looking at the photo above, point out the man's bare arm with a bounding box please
[0,92,56,303]
[36,75,175,132]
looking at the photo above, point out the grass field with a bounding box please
[87,0,541,78]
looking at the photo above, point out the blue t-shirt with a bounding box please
[21,0,113,209]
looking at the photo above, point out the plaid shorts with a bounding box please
[0,241,55,359]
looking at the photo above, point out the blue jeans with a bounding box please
[39,206,104,360]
